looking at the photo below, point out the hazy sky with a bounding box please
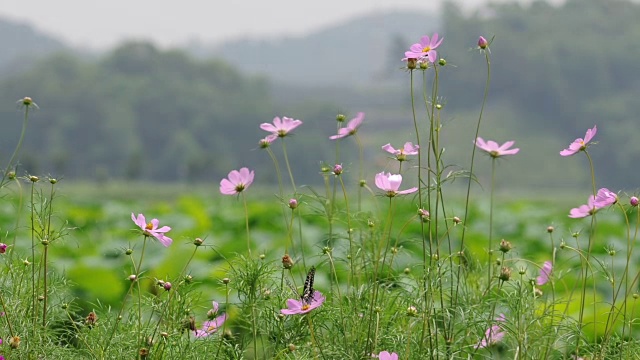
[1,0,558,49]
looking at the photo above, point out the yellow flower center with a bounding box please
[207,324,217,332]
[301,304,310,311]
[145,223,153,230]
[422,46,431,53]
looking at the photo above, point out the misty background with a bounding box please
[0,0,637,191]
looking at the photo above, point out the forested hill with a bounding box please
[440,0,640,188]
[197,10,439,86]
[1,0,640,188]
[0,43,343,183]
[0,17,67,78]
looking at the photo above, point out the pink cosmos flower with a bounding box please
[0,243,7,254]
[537,261,553,286]
[260,116,303,140]
[594,188,617,208]
[631,196,639,207]
[405,33,444,63]
[374,172,418,197]
[475,314,506,349]
[377,351,399,360]
[560,125,597,156]
[382,142,419,161]
[474,137,520,158]
[569,195,597,218]
[280,291,325,315]
[330,112,364,140]
[195,314,227,338]
[131,213,173,247]
[220,167,255,195]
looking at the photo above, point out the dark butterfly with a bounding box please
[286,266,316,305]
[301,266,316,305]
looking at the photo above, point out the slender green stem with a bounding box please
[487,158,496,290]
[577,150,597,347]
[281,139,297,193]
[242,192,251,256]
[2,105,30,187]
[0,289,15,337]
[337,175,355,288]
[30,180,37,340]
[136,237,149,351]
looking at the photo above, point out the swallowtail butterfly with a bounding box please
[286,266,316,305]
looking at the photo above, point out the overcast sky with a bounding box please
[1,0,562,49]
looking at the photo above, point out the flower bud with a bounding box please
[163,282,172,291]
[29,175,39,183]
[631,196,639,207]
[419,61,428,70]
[7,171,15,180]
[533,287,543,297]
[336,114,346,122]
[259,253,266,260]
[547,226,554,233]
[499,239,512,253]
[418,209,430,222]
[9,336,20,349]
[125,248,133,255]
[20,96,35,107]
[477,36,488,49]
[453,216,461,225]
[185,274,193,283]
[0,243,7,254]
[404,267,410,274]
[222,277,230,284]
[359,179,367,187]
[332,164,343,175]
[322,246,332,255]
[38,295,44,302]
[85,311,98,326]
[129,275,137,282]
[438,58,446,66]
[499,267,512,282]
[259,138,272,148]
[282,254,294,269]
[49,178,58,184]
[288,343,297,352]
[288,198,298,209]
[193,238,204,246]
[139,348,149,359]
[406,306,418,317]
[406,58,418,70]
